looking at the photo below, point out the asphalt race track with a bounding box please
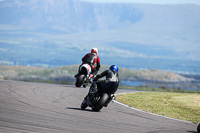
[0,80,198,133]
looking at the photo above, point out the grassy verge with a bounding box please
[115,92,200,123]
[119,85,200,94]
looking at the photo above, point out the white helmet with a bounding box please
[91,48,98,54]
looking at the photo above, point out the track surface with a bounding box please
[0,80,198,133]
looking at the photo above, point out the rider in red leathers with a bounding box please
[75,48,100,78]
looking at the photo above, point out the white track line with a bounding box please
[113,92,195,124]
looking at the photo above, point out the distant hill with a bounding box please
[0,65,195,85]
[0,0,200,74]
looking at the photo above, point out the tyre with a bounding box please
[81,99,87,110]
[75,74,85,87]
[92,93,109,112]
[197,123,200,133]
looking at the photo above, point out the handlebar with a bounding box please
[92,79,104,83]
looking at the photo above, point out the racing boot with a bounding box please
[74,73,79,78]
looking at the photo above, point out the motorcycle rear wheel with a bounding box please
[92,93,109,112]
[75,74,85,87]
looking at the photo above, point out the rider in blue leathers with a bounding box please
[88,65,120,106]
[93,65,119,94]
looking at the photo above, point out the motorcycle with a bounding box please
[197,123,200,133]
[75,63,92,88]
[80,81,114,112]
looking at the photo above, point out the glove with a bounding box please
[90,74,94,78]
[93,77,98,81]
[93,74,100,81]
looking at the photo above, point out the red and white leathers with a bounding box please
[81,52,100,78]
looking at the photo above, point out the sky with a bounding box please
[80,0,200,6]
[0,0,200,6]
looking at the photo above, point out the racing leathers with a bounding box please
[89,69,120,96]
[81,53,100,77]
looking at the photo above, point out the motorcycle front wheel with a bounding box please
[81,98,87,110]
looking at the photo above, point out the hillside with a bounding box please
[0,65,195,84]
[0,0,200,74]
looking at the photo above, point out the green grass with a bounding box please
[115,92,200,123]
[119,85,200,94]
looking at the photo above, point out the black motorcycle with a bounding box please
[197,123,200,133]
[81,81,114,112]
[75,63,92,88]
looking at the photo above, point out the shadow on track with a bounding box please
[187,131,198,133]
[67,107,95,112]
